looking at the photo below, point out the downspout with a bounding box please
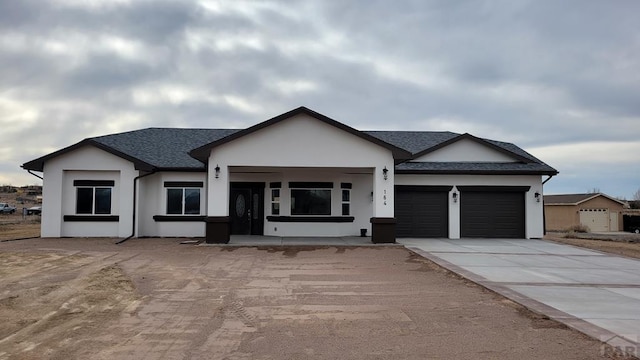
[541,175,555,235]
[542,175,554,186]
[116,170,155,245]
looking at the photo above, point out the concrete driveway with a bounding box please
[399,238,640,356]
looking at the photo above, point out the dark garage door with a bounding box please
[396,186,450,237]
[459,187,526,238]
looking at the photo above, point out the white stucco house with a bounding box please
[22,107,557,243]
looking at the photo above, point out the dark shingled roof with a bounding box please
[543,193,626,205]
[92,128,240,169]
[22,113,557,176]
[395,161,558,175]
[364,131,459,155]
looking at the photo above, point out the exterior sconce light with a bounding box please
[452,192,458,203]
[382,166,388,180]
[370,191,374,202]
[534,192,540,202]
[215,164,221,179]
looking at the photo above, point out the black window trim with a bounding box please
[164,181,204,188]
[74,180,115,187]
[267,216,354,223]
[75,182,114,215]
[64,215,119,222]
[153,215,206,222]
[289,182,333,189]
[166,187,202,215]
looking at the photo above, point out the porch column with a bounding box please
[370,164,396,243]
[206,163,230,243]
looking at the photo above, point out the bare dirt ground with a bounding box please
[0,238,632,360]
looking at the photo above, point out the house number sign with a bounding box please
[383,189,387,205]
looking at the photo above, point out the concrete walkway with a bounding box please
[399,238,640,356]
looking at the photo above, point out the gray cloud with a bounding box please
[1,0,638,197]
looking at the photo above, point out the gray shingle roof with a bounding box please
[543,193,599,204]
[23,119,557,176]
[395,161,557,175]
[92,128,240,169]
[364,131,459,155]
[543,193,626,206]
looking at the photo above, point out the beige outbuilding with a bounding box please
[544,193,626,232]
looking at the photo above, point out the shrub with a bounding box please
[565,224,590,233]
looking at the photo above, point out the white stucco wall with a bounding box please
[41,145,138,238]
[207,114,395,237]
[414,138,516,162]
[396,174,544,239]
[137,172,207,237]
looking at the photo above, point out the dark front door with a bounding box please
[230,183,264,235]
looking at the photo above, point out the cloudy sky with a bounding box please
[1,0,638,198]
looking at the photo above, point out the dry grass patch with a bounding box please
[0,222,40,241]
[546,236,640,260]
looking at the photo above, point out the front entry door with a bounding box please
[230,183,264,235]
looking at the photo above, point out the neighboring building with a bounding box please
[544,193,626,232]
[22,107,557,243]
[21,185,43,196]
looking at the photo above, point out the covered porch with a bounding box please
[204,165,396,244]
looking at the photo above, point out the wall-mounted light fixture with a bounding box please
[534,192,540,202]
[370,191,374,202]
[215,164,221,179]
[452,192,458,203]
[382,166,388,180]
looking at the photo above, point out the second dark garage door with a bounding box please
[396,186,451,238]
[459,186,527,238]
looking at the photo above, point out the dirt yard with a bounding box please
[0,238,632,360]
[0,190,41,241]
[545,233,640,260]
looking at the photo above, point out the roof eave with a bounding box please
[395,169,559,176]
[21,139,156,173]
[544,203,580,206]
[153,167,207,172]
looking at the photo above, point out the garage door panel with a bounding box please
[579,209,608,232]
[460,191,525,238]
[396,189,448,238]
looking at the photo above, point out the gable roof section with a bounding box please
[366,131,557,175]
[22,128,240,172]
[544,193,627,206]
[409,133,534,163]
[22,138,156,172]
[189,106,412,163]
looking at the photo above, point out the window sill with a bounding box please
[63,215,119,222]
[266,216,355,223]
[153,215,205,222]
